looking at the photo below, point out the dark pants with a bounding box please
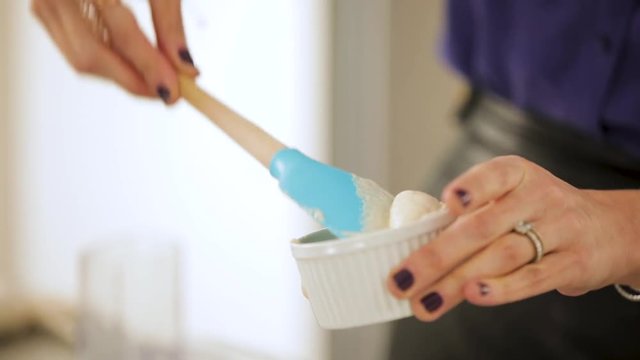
[388,92,640,359]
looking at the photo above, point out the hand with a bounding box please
[387,155,640,321]
[31,0,199,104]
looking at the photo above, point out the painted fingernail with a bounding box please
[478,282,490,296]
[393,269,414,291]
[421,292,443,313]
[178,47,195,66]
[157,85,171,104]
[455,188,471,207]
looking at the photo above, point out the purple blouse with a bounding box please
[444,0,640,157]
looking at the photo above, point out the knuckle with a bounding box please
[466,161,485,175]
[30,0,42,9]
[569,250,590,279]
[465,214,493,241]
[562,211,581,234]
[70,52,97,73]
[113,32,137,53]
[475,221,493,241]
[410,300,436,322]
[499,154,528,166]
[416,246,446,274]
[30,0,48,17]
[523,265,546,286]
[496,167,514,190]
[541,184,565,204]
[140,57,161,78]
[557,256,590,295]
[499,241,524,267]
[107,9,138,48]
[409,300,423,316]
[560,211,587,243]
[557,287,586,297]
[447,271,470,289]
[501,155,528,180]
[481,155,528,190]
[30,0,41,15]
[491,155,524,171]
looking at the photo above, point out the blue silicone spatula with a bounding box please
[179,76,393,237]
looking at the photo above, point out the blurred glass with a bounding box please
[77,239,182,360]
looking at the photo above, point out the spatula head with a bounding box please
[270,148,393,237]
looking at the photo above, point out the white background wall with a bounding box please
[0,0,11,296]
[0,0,11,300]
[388,0,463,193]
[5,0,329,358]
[330,1,461,359]
[331,1,392,359]
[2,0,461,358]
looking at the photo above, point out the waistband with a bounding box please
[459,90,640,179]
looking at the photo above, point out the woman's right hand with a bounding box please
[31,0,199,104]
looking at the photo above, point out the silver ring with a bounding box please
[77,0,119,44]
[514,220,544,263]
[614,284,640,302]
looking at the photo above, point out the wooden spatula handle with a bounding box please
[179,75,286,168]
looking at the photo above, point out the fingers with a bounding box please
[91,48,152,96]
[34,0,196,101]
[99,3,179,103]
[404,230,554,321]
[464,253,579,306]
[384,155,604,322]
[32,0,69,54]
[58,1,150,95]
[387,185,545,300]
[442,155,528,216]
[149,0,199,76]
[32,0,152,97]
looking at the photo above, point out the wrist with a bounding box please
[587,189,640,287]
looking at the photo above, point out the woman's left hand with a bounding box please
[387,155,640,321]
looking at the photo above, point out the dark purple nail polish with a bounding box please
[478,282,490,296]
[178,48,195,66]
[393,269,414,291]
[455,188,471,207]
[421,292,443,313]
[157,85,170,103]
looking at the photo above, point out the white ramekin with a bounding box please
[291,208,454,329]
